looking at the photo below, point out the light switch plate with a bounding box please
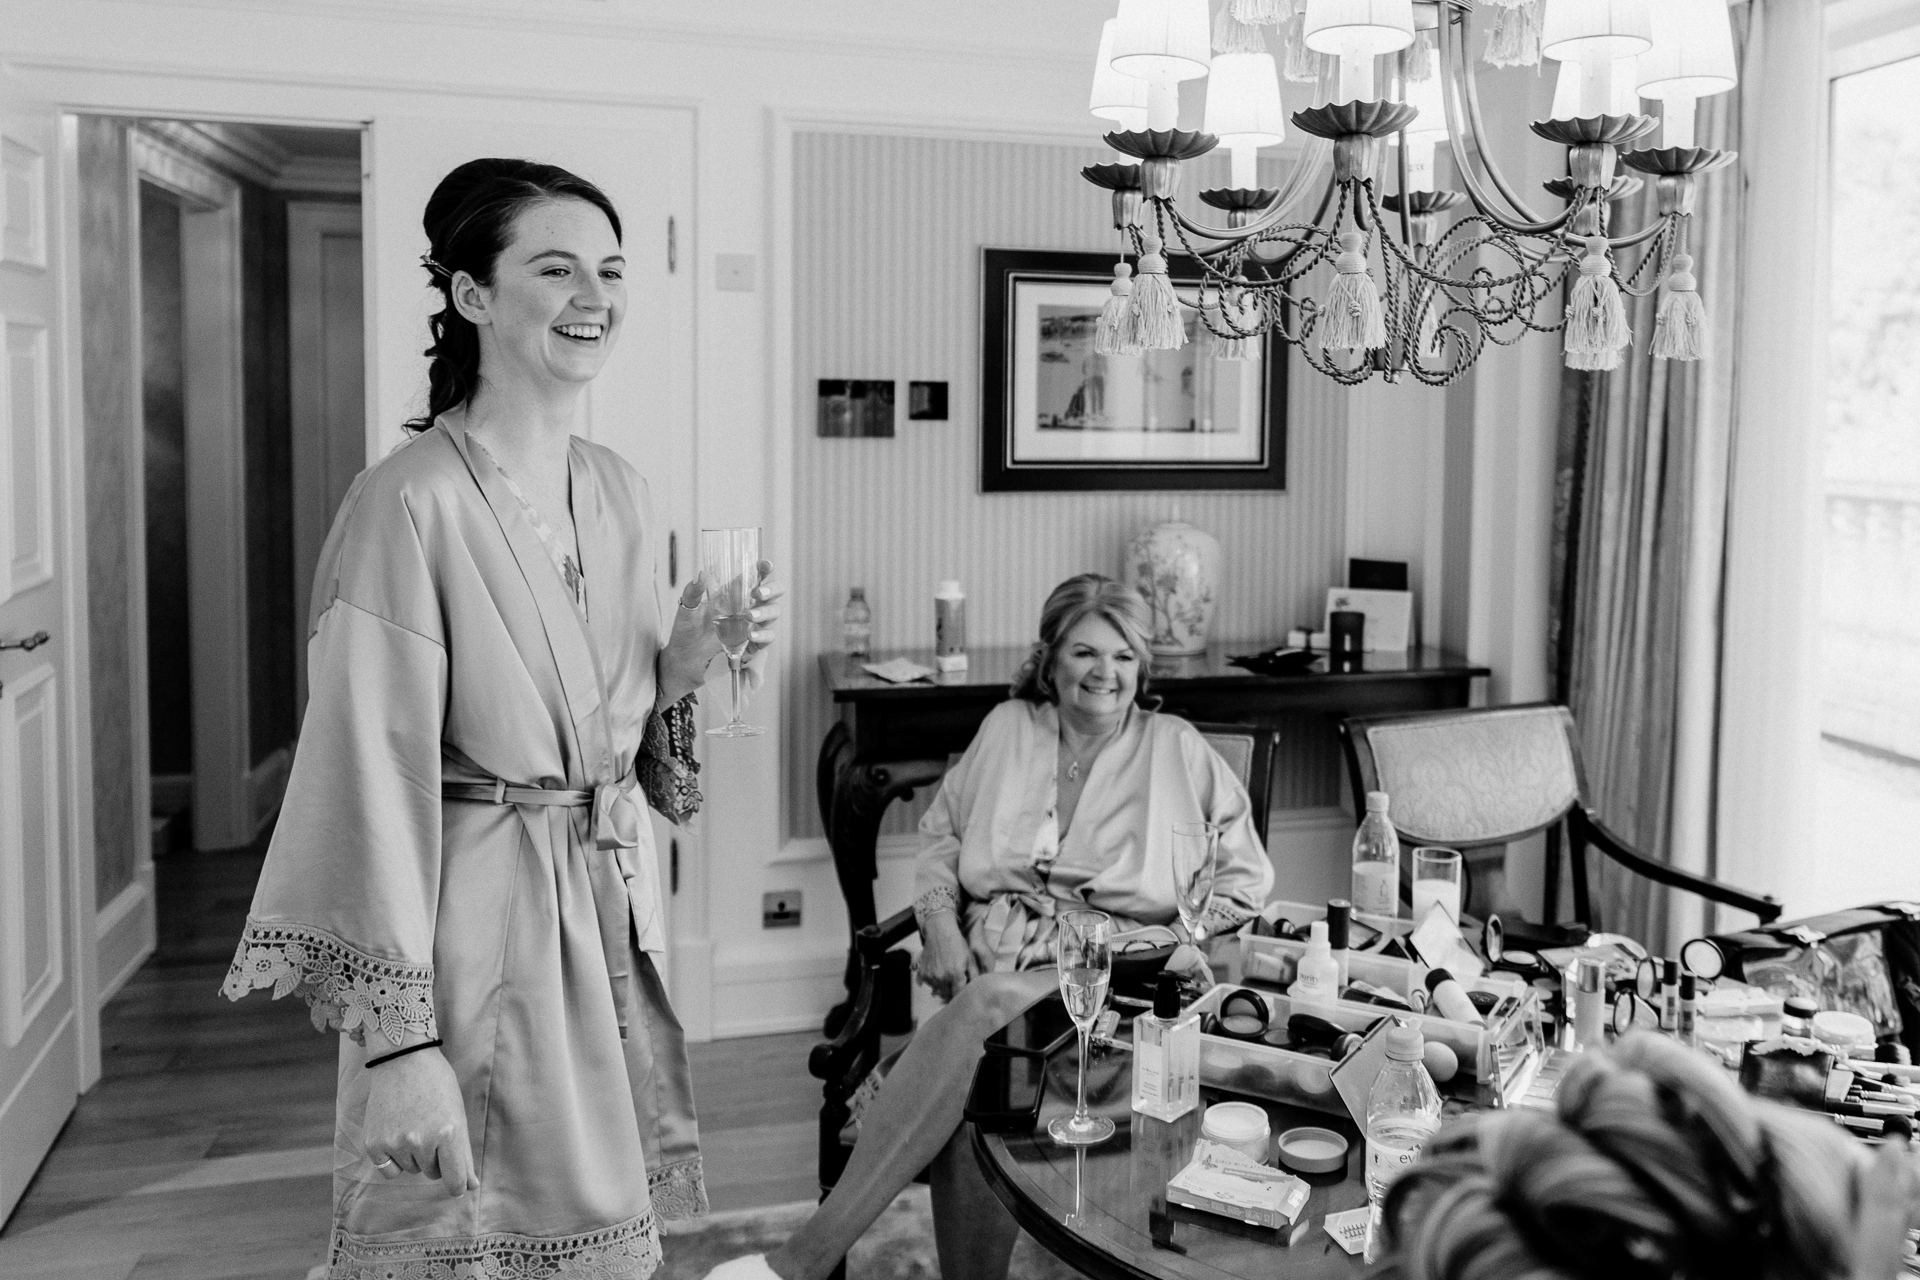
[762,890,802,928]
[715,253,757,292]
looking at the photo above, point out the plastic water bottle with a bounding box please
[1365,1021,1442,1259]
[842,587,872,658]
[1351,791,1400,918]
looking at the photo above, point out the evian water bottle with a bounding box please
[1364,1020,1442,1260]
[1351,791,1400,918]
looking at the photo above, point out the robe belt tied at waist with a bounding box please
[444,774,645,1037]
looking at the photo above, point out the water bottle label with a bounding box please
[1366,1136,1426,1189]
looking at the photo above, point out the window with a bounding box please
[1815,52,1920,911]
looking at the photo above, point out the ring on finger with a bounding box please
[372,1155,396,1170]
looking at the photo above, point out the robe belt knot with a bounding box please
[443,773,643,1036]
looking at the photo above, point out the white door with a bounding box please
[364,108,706,1026]
[0,104,85,1222]
[288,199,366,718]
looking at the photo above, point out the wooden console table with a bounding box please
[815,644,1490,1028]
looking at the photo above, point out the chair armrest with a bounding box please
[809,908,922,1084]
[1574,807,1783,924]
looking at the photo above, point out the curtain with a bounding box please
[1549,8,1751,953]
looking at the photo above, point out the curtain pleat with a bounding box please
[1550,10,1750,952]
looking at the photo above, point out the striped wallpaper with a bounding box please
[785,131,1353,839]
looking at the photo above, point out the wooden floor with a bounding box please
[0,844,826,1280]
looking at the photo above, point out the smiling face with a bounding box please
[1050,612,1140,731]
[457,196,625,393]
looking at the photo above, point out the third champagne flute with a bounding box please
[1049,910,1116,1147]
[1170,822,1217,946]
[700,527,764,737]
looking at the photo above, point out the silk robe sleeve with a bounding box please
[911,701,1018,927]
[1178,723,1274,936]
[221,476,448,1046]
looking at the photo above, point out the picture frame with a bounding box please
[980,247,1287,493]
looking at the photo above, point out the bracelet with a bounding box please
[365,1037,444,1069]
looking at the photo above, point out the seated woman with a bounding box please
[708,573,1274,1280]
[1374,1033,1919,1280]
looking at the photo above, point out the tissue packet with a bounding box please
[1166,1140,1311,1229]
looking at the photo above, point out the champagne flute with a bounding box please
[1049,910,1116,1147]
[699,527,765,737]
[1171,822,1218,946]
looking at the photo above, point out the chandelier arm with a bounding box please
[1161,137,1337,250]
[1446,8,1552,227]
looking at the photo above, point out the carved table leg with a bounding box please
[816,721,946,1036]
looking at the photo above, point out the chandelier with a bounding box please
[1081,0,1739,385]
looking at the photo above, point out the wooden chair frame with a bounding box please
[807,723,1278,1204]
[1337,703,1781,931]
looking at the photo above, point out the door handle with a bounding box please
[0,630,49,652]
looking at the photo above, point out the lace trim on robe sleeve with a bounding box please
[638,692,702,826]
[913,885,961,933]
[221,919,437,1047]
[647,1156,709,1222]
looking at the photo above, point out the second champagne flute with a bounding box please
[699,527,764,737]
[1049,909,1116,1147]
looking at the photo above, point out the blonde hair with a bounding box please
[1009,574,1156,708]
[1377,1034,1866,1280]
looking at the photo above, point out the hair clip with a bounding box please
[420,252,452,280]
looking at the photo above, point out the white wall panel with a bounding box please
[785,131,1349,842]
[0,667,62,1048]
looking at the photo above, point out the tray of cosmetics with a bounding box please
[1218,903,1552,1108]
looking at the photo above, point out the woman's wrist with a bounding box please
[654,656,707,712]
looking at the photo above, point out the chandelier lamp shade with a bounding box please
[1080,0,1741,383]
[1090,19,1153,133]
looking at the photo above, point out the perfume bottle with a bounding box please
[1133,972,1199,1121]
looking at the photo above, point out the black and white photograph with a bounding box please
[2,3,1915,1280]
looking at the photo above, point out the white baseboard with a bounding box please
[710,945,846,1040]
[95,876,155,1004]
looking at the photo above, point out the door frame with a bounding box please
[286,199,363,720]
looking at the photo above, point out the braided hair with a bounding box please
[1375,1034,1867,1280]
[404,158,622,433]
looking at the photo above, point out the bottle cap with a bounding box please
[1325,900,1351,951]
[1306,920,1329,953]
[1424,968,1455,993]
[937,579,963,598]
[1365,791,1390,813]
[850,586,866,598]
[1680,972,1696,999]
[1576,956,1606,993]
[1784,997,1819,1020]
[1662,958,1678,983]
[1385,1020,1424,1062]
[1153,971,1182,1020]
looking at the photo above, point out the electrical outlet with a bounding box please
[762,891,802,929]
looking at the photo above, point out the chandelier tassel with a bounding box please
[1651,254,1709,362]
[1407,27,1437,84]
[1565,237,1632,371]
[1213,6,1269,56]
[1231,0,1291,25]
[1322,232,1386,354]
[1094,261,1138,356]
[1484,0,1543,69]
[1128,235,1187,351]
[1282,8,1320,82]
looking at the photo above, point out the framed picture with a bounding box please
[980,248,1287,492]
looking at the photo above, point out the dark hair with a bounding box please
[403,158,623,433]
[1374,1034,1866,1280]
[1010,574,1158,708]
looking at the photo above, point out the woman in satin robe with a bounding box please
[707,574,1274,1280]
[223,159,780,1280]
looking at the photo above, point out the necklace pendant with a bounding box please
[1067,760,1079,781]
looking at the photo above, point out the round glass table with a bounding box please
[971,1043,1372,1280]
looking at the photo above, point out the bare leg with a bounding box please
[930,1122,1021,1280]
[766,969,1055,1280]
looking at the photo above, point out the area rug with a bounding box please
[657,1186,1084,1280]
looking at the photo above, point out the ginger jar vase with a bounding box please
[1124,520,1220,656]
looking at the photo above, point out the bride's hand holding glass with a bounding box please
[656,558,784,709]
